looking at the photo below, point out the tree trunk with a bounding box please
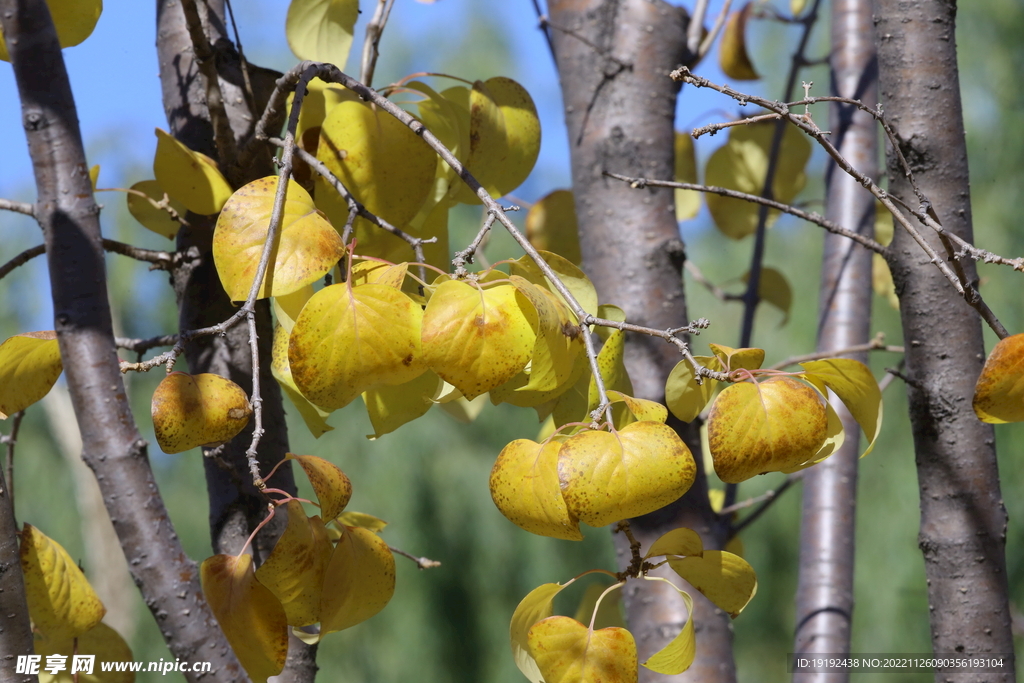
[0,440,33,683]
[0,1,246,680]
[874,1,1015,679]
[547,2,735,680]
[792,0,877,678]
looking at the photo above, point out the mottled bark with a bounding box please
[875,1,1015,679]
[793,0,878,678]
[547,1,734,680]
[0,1,245,680]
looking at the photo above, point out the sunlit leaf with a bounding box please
[286,453,352,520]
[800,358,882,455]
[526,189,581,265]
[285,0,358,70]
[606,390,668,425]
[490,439,582,541]
[559,422,696,528]
[335,511,388,533]
[489,352,588,410]
[528,616,638,683]
[289,283,426,410]
[363,370,440,439]
[320,525,396,635]
[35,622,134,683]
[20,524,105,641]
[0,331,62,419]
[88,165,100,191]
[271,323,334,438]
[973,333,1024,423]
[641,584,695,674]
[644,527,704,559]
[719,3,760,80]
[0,0,102,62]
[151,372,252,454]
[511,583,569,683]
[273,286,314,335]
[668,550,757,617]
[665,355,722,423]
[126,179,186,240]
[350,260,410,290]
[510,276,584,393]
[213,177,345,302]
[201,554,288,683]
[584,331,634,424]
[509,251,599,319]
[572,583,625,630]
[707,377,827,483]
[255,500,333,627]
[708,343,765,373]
[289,78,356,146]
[152,129,232,216]
[742,267,792,325]
[872,254,900,310]
[675,132,701,221]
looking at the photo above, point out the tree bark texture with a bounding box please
[547,2,735,681]
[874,2,1015,679]
[156,2,317,680]
[793,0,878,678]
[0,461,33,682]
[0,1,246,680]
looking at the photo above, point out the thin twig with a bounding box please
[360,0,397,88]
[453,211,499,277]
[1,411,25,516]
[728,472,803,534]
[693,112,790,138]
[683,260,735,302]
[115,335,180,355]
[99,185,190,227]
[100,239,178,270]
[0,198,34,215]
[687,0,710,54]
[768,335,904,370]
[389,546,441,570]
[0,244,45,281]
[529,0,557,61]
[697,0,734,58]
[223,0,258,118]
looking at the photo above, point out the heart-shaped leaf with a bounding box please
[510,583,570,683]
[490,439,582,541]
[665,355,722,423]
[668,550,757,617]
[644,527,704,559]
[527,616,638,683]
[34,621,134,682]
[0,331,62,419]
[973,333,1024,423]
[320,525,396,635]
[286,0,358,71]
[153,129,232,216]
[126,179,186,240]
[151,372,252,454]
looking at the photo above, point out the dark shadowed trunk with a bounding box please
[0,456,33,682]
[0,1,246,680]
[874,1,1015,678]
[547,1,735,680]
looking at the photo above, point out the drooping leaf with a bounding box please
[350,260,410,290]
[665,355,722,423]
[742,267,792,325]
[35,622,134,683]
[674,132,701,221]
[872,253,900,310]
[973,333,1024,423]
[527,616,638,683]
[0,331,62,419]
[526,189,581,265]
[126,179,186,240]
[510,276,584,393]
[362,370,440,439]
[255,500,333,627]
[273,286,314,335]
[0,0,102,62]
[286,454,352,520]
[644,527,704,559]
[587,330,634,414]
[509,251,599,319]
[271,323,334,438]
[510,583,570,683]
[719,3,760,80]
[668,550,757,617]
[201,554,288,683]
[641,584,695,675]
[286,0,358,72]
[800,358,882,455]
[320,525,396,635]
[20,524,105,641]
[213,177,345,302]
[421,280,536,399]
[572,583,626,630]
[151,372,252,454]
[490,439,582,541]
[152,129,232,216]
[708,343,765,373]
[289,283,425,410]
[558,422,696,528]
[334,511,388,533]
[606,391,668,425]
[707,377,827,483]
[780,382,846,472]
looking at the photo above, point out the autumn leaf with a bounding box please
[674,132,701,221]
[641,584,696,675]
[665,355,722,423]
[152,129,232,216]
[526,189,581,265]
[126,179,186,240]
[271,323,335,439]
[644,527,704,559]
[0,331,62,419]
[34,622,134,683]
[320,525,396,635]
[286,0,358,70]
[527,616,638,683]
[0,0,102,62]
[800,358,882,454]
[490,439,583,541]
[668,550,758,617]
[510,583,570,683]
[151,372,252,454]
[719,3,760,80]
[973,333,1024,423]
[286,454,352,520]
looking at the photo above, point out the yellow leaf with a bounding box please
[88,165,100,191]
[873,253,900,310]
[334,511,388,533]
[289,79,357,146]
[674,133,701,221]
[150,372,252,454]
[286,454,352,520]
[644,527,704,559]
[791,0,808,15]
[409,81,468,194]
[20,524,105,641]
[35,622,134,683]
[665,355,722,423]
[705,121,811,239]
[606,390,668,425]
[742,267,792,325]
[708,343,765,373]
[572,583,625,630]
[273,286,315,336]
[708,377,827,483]
[350,260,410,290]
[974,333,1024,423]
[558,422,696,528]
[0,0,102,62]
[362,370,441,439]
[509,251,599,320]
[779,385,845,471]
[668,550,757,617]
[587,330,634,413]
[800,358,883,455]
[875,200,894,246]
[289,283,426,410]
[641,584,695,674]
[0,331,62,419]
[421,280,536,399]
[201,554,288,683]
[490,352,588,411]
[527,616,638,683]
[320,525,396,635]
[511,583,569,683]
[510,276,584,393]
[438,394,489,423]
[490,439,583,541]
[152,129,232,216]
[126,179,185,240]
[719,3,760,80]
[213,177,345,302]
[286,0,358,69]
[526,189,581,265]
[271,323,334,438]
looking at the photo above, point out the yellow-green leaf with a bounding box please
[126,179,186,240]
[213,177,345,302]
[0,0,102,62]
[644,527,704,559]
[780,393,845,472]
[509,251,599,320]
[363,370,440,439]
[708,343,765,373]
[35,622,134,683]
[255,500,333,627]
[0,331,62,419]
[665,355,722,423]
[791,0,808,15]
[490,439,582,541]
[271,323,334,438]
[20,524,105,641]
[641,584,695,674]
[558,422,696,528]
[511,583,570,683]
[606,390,668,425]
[708,377,827,483]
[800,358,882,455]
[273,286,314,336]
[675,132,701,221]
[719,3,760,80]
[528,616,638,683]
[335,511,388,533]
[742,267,792,325]
[151,372,252,454]
[973,333,1024,423]
[88,165,100,191]
[152,129,232,216]
[510,276,584,393]
[526,189,581,265]
[286,453,352,520]
[201,554,288,683]
[587,330,634,414]
[668,550,757,617]
[320,525,396,635]
[873,253,900,310]
[285,0,358,69]
[289,283,426,410]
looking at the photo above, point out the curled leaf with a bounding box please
[800,358,882,455]
[665,355,722,423]
[528,616,638,683]
[151,372,252,454]
[490,439,582,541]
[668,550,757,617]
[286,454,352,520]
[153,129,232,216]
[719,3,760,80]
[511,583,569,683]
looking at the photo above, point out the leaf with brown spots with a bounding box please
[974,333,1024,423]
[509,276,584,393]
[286,454,352,521]
[320,525,396,635]
[527,616,638,683]
[490,438,582,541]
[668,550,757,618]
[151,372,252,454]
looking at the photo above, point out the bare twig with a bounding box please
[692,111,790,138]
[697,0,734,59]
[688,0,710,54]
[100,239,178,270]
[0,244,45,281]
[729,472,803,535]
[768,334,904,370]
[360,0,397,87]
[0,198,34,215]
[683,260,734,302]
[115,335,180,355]
[453,210,499,277]
[529,0,557,61]
[1,411,25,517]
[389,546,441,570]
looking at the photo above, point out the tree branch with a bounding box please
[359,0,396,87]
[0,198,34,215]
[0,244,46,281]
[0,411,33,683]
